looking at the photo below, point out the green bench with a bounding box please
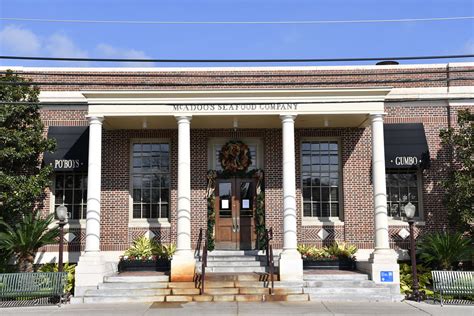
[432,270,474,306]
[0,272,68,307]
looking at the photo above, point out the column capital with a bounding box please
[86,115,104,124]
[369,113,385,122]
[175,115,192,123]
[280,114,297,123]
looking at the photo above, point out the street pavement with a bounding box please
[1,301,473,316]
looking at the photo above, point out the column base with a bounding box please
[171,250,196,282]
[74,252,109,297]
[358,249,400,288]
[278,250,303,281]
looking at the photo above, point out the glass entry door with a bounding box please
[215,178,256,250]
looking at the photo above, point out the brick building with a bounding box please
[4,63,473,294]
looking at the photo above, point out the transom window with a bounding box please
[302,141,340,217]
[214,144,257,171]
[132,142,170,219]
[54,173,87,220]
[386,171,420,219]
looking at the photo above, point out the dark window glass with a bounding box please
[132,142,170,219]
[386,171,420,218]
[54,173,87,220]
[301,141,340,217]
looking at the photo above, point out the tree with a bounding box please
[0,213,59,272]
[439,109,474,234]
[0,70,55,224]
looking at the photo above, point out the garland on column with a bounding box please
[206,168,266,251]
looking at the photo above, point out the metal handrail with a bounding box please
[264,228,274,294]
[195,228,203,259]
[201,229,208,295]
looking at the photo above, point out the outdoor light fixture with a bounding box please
[324,118,329,127]
[233,117,239,131]
[405,202,422,302]
[142,119,148,129]
[55,204,68,273]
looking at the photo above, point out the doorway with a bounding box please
[215,178,257,250]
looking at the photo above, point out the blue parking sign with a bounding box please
[380,271,393,282]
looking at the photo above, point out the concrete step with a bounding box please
[264,294,310,302]
[103,275,169,283]
[83,295,165,304]
[206,261,265,267]
[303,274,368,281]
[85,288,171,297]
[303,287,391,295]
[308,293,396,302]
[208,250,260,256]
[98,282,168,290]
[205,256,260,262]
[171,288,201,295]
[304,280,376,288]
[168,282,196,288]
[238,287,270,295]
[204,273,277,282]
[273,288,304,295]
[203,281,235,288]
[205,266,269,273]
[203,288,239,295]
[166,295,194,302]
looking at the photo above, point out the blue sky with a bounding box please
[0,0,473,67]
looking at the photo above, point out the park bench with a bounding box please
[431,270,474,306]
[0,272,68,307]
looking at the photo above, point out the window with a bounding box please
[54,173,87,220]
[132,142,170,219]
[302,141,340,218]
[386,171,420,219]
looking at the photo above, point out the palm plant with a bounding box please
[417,232,473,270]
[0,212,59,272]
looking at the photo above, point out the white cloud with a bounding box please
[45,33,88,58]
[96,43,154,67]
[0,25,41,55]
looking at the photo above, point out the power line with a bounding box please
[1,54,474,63]
[1,16,473,25]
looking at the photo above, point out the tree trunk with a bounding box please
[17,253,35,272]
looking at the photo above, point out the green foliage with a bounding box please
[417,231,472,270]
[399,263,434,296]
[297,242,357,261]
[123,236,176,260]
[0,70,56,224]
[439,109,474,233]
[0,213,59,272]
[207,194,216,251]
[38,263,76,293]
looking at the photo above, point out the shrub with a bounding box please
[297,242,357,261]
[38,262,76,294]
[122,236,176,261]
[417,232,472,270]
[399,263,433,297]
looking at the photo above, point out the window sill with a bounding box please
[302,217,344,226]
[388,219,425,226]
[128,220,171,228]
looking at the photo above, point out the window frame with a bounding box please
[208,137,264,171]
[128,138,171,228]
[50,172,87,229]
[386,169,424,225]
[300,137,344,226]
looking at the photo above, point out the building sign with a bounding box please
[392,156,419,166]
[380,271,394,282]
[44,126,89,172]
[54,159,82,170]
[172,103,298,112]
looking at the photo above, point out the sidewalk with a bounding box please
[1,301,473,316]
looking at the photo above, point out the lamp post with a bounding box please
[55,204,68,273]
[405,202,422,302]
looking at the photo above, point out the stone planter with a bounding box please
[303,259,356,270]
[118,259,170,272]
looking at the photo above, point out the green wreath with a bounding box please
[219,141,252,173]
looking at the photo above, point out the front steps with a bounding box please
[303,273,404,302]
[195,250,279,274]
[74,273,309,303]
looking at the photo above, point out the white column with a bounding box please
[358,113,400,288]
[278,114,303,281]
[371,114,390,252]
[171,115,195,282]
[85,116,104,252]
[74,115,110,299]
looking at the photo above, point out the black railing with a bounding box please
[201,230,208,295]
[264,227,275,295]
[195,228,203,259]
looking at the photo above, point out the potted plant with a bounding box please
[298,242,357,270]
[118,236,176,272]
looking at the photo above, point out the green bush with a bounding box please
[123,236,176,260]
[399,263,434,297]
[417,232,472,270]
[38,262,76,294]
[297,242,357,261]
